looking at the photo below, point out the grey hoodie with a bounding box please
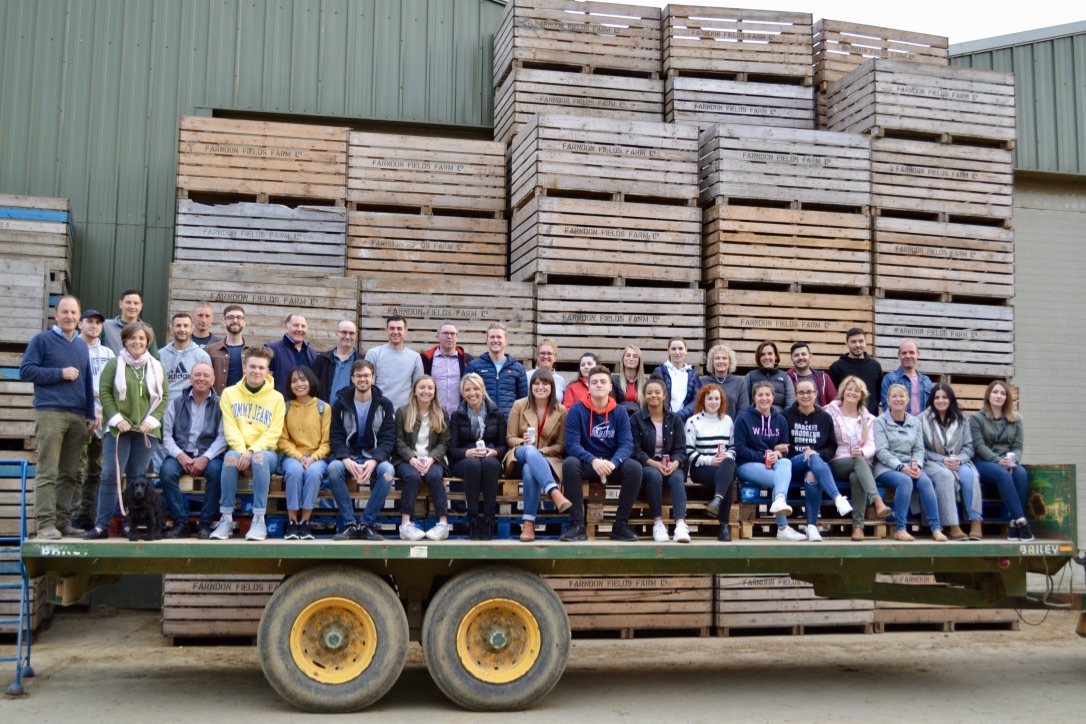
[158,342,212,400]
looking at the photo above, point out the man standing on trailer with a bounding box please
[20,295,95,540]
[101,288,158,357]
[421,321,472,414]
[159,312,212,400]
[207,305,255,395]
[190,302,221,349]
[364,315,423,410]
[465,322,528,419]
[828,328,882,415]
[72,308,114,531]
[880,339,932,415]
[266,313,317,398]
[787,341,837,408]
[313,319,360,402]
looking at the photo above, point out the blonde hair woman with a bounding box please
[613,345,646,413]
[394,375,451,541]
[970,380,1031,541]
[449,372,506,540]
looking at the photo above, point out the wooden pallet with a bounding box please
[703,204,871,289]
[0,461,35,537]
[872,573,1020,630]
[535,283,705,369]
[545,574,712,636]
[177,116,349,201]
[698,124,870,208]
[347,131,505,215]
[665,77,815,130]
[814,19,948,88]
[0,193,73,285]
[874,216,1014,299]
[707,287,873,371]
[663,5,813,82]
[493,0,662,85]
[509,114,699,210]
[162,574,282,641]
[347,210,507,280]
[174,201,347,272]
[167,262,359,350]
[871,137,1014,221]
[874,298,1014,377]
[357,276,535,361]
[510,195,701,285]
[0,569,50,635]
[494,67,665,146]
[715,574,875,635]
[824,59,1016,145]
[0,369,37,457]
[0,259,50,345]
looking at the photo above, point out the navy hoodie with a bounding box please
[782,404,837,461]
[733,405,790,465]
[565,395,633,467]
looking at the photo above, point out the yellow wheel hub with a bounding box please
[290,597,377,685]
[456,598,541,684]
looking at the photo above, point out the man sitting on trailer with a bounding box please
[159,361,227,539]
[266,313,317,398]
[559,366,643,542]
[328,360,396,541]
[207,305,255,395]
[880,340,932,415]
[312,319,360,402]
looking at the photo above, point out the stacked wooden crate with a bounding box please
[0,549,51,636]
[512,115,705,369]
[700,124,873,370]
[872,574,1018,631]
[715,574,875,635]
[493,0,664,144]
[663,5,815,130]
[162,574,282,643]
[545,574,712,637]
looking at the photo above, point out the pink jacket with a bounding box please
[824,400,877,463]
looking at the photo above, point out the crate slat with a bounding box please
[715,574,874,632]
[666,77,815,129]
[814,19,948,88]
[0,260,50,345]
[546,574,711,632]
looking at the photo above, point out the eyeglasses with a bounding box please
[439,331,458,336]
[337,331,357,336]
[224,315,245,321]
[796,390,817,396]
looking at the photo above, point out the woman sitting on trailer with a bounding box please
[612,344,646,415]
[393,375,451,542]
[920,383,982,541]
[684,383,736,541]
[652,336,701,421]
[449,373,507,541]
[630,376,689,544]
[277,365,331,541]
[970,380,1032,541]
[504,368,571,542]
[700,342,745,421]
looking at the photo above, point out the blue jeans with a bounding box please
[877,470,941,532]
[642,465,687,519]
[975,460,1029,520]
[515,446,558,521]
[791,454,842,526]
[738,459,793,528]
[95,430,155,531]
[221,449,278,516]
[159,454,223,527]
[327,456,395,528]
[279,457,328,511]
[958,466,981,521]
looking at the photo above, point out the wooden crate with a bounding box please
[347,132,505,215]
[715,574,874,634]
[703,205,871,289]
[535,283,705,368]
[347,211,507,280]
[162,574,282,640]
[0,194,73,286]
[707,287,873,371]
[494,67,664,146]
[874,298,1014,377]
[357,277,535,361]
[874,216,1014,299]
[663,5,813,82]
[666,77,814,129]
[510,115,699,210]
[824,59,1016,145]
[873,574,1019,630]
[511,196,701,284]
[871,138,1014,221]
[167,262,359,350]
[174,201,346,272]
[698,124,870,208]
[493,0,661,84]
[0,570,50,635]
[545,575,712,635]
[0,461,35,537]
[177,116,349,201]
[0,354,36,455]
[0,259,49,345]
[814,19,948,89]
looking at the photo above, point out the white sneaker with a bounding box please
[777,526,805,542]
[653,521,669,543]
[399,521,426,541]
[806,525,823,542]
[835,496,853,516]
[209,517,233,540]
[674,521,691,544]
[245,516,267,541]
[769,496,793,516]
[425,522,449,541]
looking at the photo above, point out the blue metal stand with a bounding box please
[1,460,33,696]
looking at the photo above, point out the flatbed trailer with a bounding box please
[18,534,1086,713]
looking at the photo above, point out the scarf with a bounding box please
[115,349,164,415]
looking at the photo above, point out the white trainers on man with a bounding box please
[834,496,853,516]
[769,496,793,516]
[674,521,691,544]
[653,520,669,543]
[399,521,426,541]
[776,526,805,542]
[806,525,823,542]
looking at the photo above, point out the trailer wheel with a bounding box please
[258,566,408,713]
[422,566,570,711]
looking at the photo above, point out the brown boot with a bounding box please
[851,526,865,542]
[550,489,573,513]
[520,520,536,542]
[969,519,983,540]
[872,496,893,519]
[947,525,968,541]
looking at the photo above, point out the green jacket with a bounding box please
[969,410,1024,463]
[99,357,169,440]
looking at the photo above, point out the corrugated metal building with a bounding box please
[954,21,1086,547]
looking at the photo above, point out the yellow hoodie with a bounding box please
[278,397,332,460]
[220,377,286,453]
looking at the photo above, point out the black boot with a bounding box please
[479,515,493,541]
[165,522,190,539]
[468,515,482,541]
[609,521,638,542]
[560,520,587,542]
[718,522,732,542]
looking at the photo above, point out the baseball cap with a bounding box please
[81,309,106,322]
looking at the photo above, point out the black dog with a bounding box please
[122,478,165,541]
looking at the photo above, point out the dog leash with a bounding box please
[113,428,153,518]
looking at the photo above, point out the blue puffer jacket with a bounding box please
[465,354,528,419]
[652,362,702,421]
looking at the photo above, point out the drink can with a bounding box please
[849,432,858,448]
[662,455,670,468]
[909,458,918,471]
[526,427,537,445]
[1004,452,1017,468]
[475,439,486,450]
[764,450,773,468]
[717,442,725,456]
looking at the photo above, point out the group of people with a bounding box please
[21,292,1031,544]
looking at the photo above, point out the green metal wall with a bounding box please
[952,25,1086,178]
[0,0,504,333]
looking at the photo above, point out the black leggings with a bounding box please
[689,459,737,521]
[452,457,500,516]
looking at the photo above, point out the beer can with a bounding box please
[475,439,486,450]
[909,458,918,471]
[764,450,773,468]
[662,455,670,468]
[1004,452,1017,468]
[526,427,537,445]
[717,442,725,456]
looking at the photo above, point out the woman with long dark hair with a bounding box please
[920,383,982,540]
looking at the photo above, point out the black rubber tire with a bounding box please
[257,566,408,713]
[422,565,570,711]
